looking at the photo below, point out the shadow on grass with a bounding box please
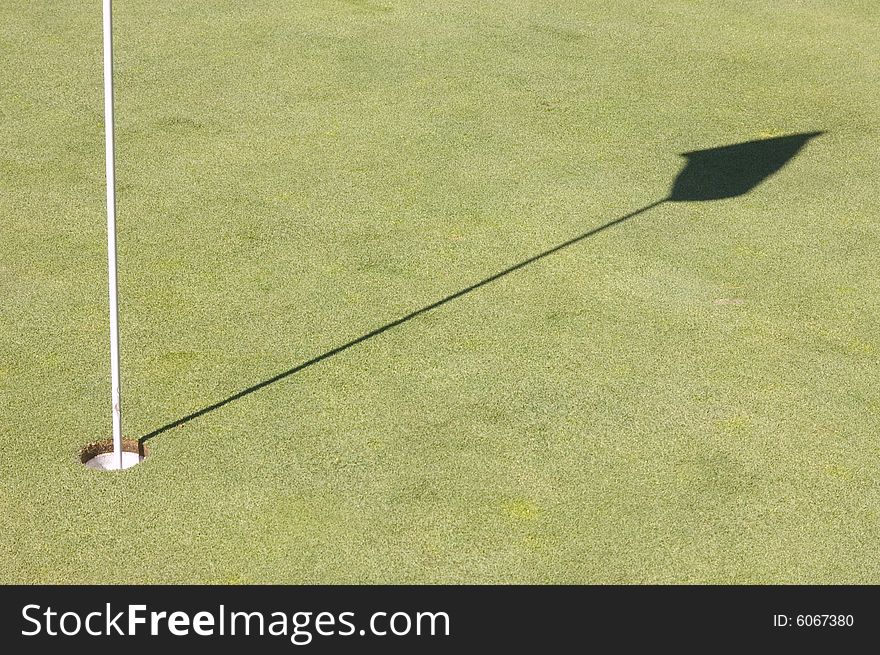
[140,132,822,443]
[669,132,823,201]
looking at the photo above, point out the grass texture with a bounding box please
[1,0,879,583]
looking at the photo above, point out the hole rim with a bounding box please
[79,439,148,467]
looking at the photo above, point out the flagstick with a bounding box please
[103,0,123,470]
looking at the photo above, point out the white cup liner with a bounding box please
[80,438,147,471]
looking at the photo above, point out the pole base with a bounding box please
[80,438,147,471]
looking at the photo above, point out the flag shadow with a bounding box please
[139,132,822,444]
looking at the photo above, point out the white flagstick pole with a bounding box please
[102,0,123,470]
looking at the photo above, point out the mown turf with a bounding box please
[1,0,878,583]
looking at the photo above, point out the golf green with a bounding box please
[2,1,878,583]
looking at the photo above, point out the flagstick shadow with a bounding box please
[139,198,667,443]
[139,131,823,443]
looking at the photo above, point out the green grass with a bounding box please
[2,0,879,583]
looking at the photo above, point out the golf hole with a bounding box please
[80,439,147,471]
